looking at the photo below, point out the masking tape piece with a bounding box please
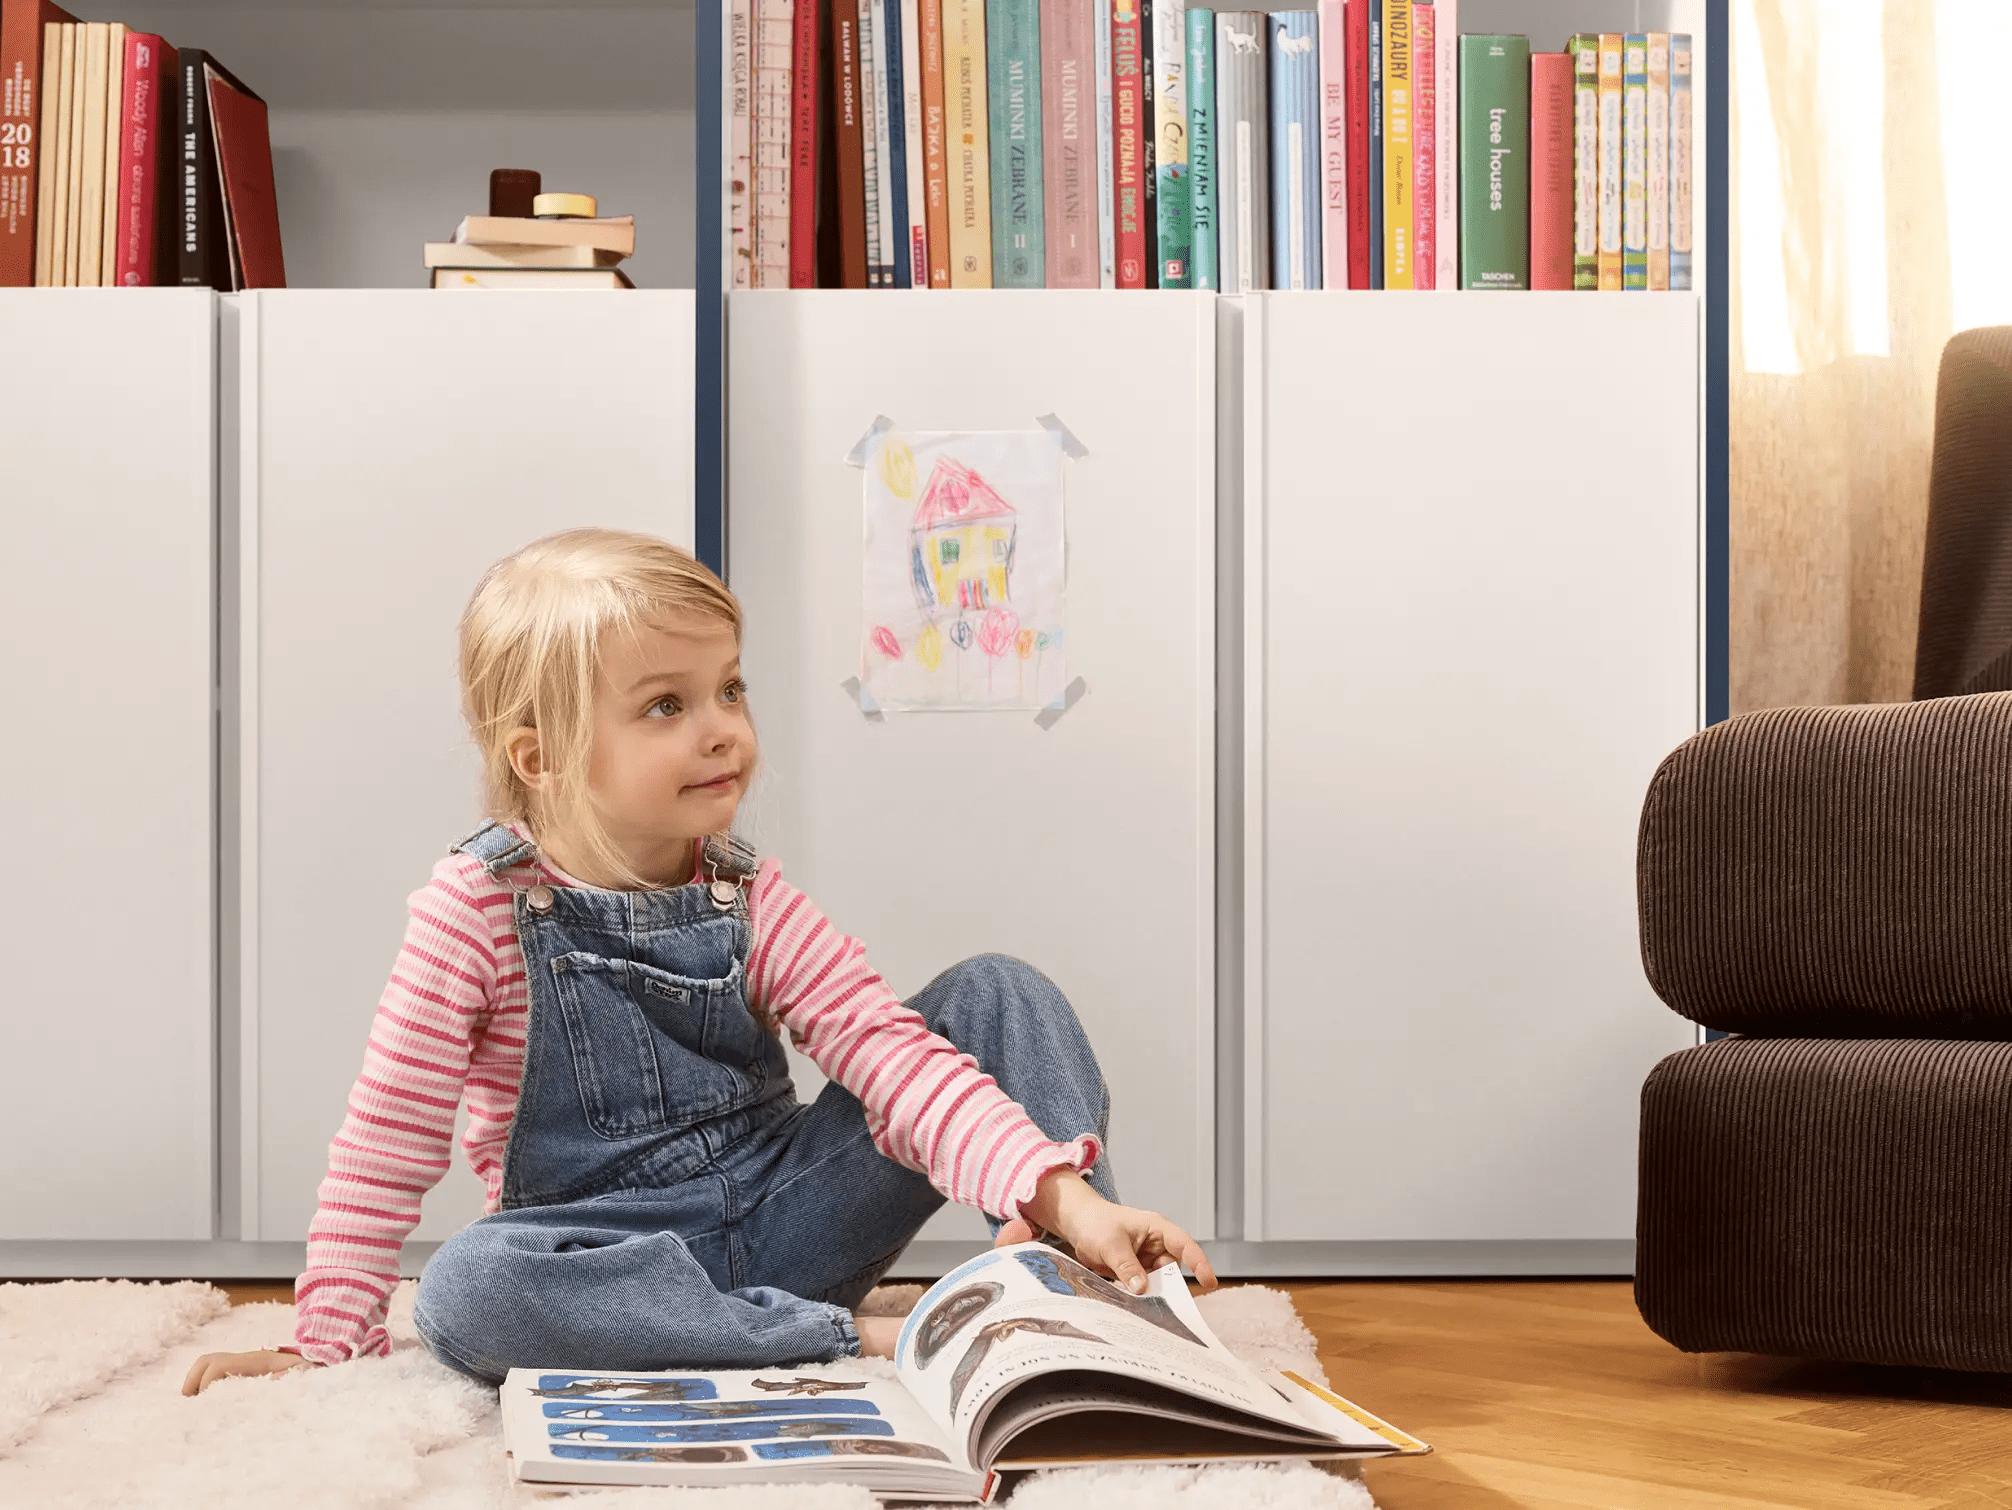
[844,415,897,467]
[1033,676,1088,729]
[1034,413,1089,458]
[840,676,886,722]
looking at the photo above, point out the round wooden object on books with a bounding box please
[533,193,597,220]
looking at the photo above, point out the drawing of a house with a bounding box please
[909,459,1017,616]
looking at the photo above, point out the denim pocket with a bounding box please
[550,953,766,1140]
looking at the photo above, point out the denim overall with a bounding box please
[411,817,1117,1386]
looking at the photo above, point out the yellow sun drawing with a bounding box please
[878,437,918,500]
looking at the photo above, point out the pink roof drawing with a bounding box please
[911,459,1016,530]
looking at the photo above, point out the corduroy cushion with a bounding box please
[1914,326,2012,699]
[1637,693,2012,1038]
[1636,1036,2012,1371]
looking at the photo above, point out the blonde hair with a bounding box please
[458,527,746,893]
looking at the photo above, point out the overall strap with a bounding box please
[701,832,761,885]
[448,817,541,878]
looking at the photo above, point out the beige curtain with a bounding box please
[1731,0,1953,712]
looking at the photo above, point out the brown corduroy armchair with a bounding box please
[1632,692,2012,1373]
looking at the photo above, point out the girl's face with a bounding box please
[580,613,755,884]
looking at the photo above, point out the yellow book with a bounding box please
[32,21,61,285]
[52,22,76,283]
[940,0,993,286]
[75,20,106,287]
[1381,0,1413,287]
[1596,32,1622,290]
[98,22,125,286]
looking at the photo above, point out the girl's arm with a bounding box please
[289,862,502,1366]
[745,861,1097,1222]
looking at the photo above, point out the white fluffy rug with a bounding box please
[0,1276,1377,1509]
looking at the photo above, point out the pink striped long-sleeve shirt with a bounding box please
[290,824,1099,1365]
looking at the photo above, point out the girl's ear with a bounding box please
[505,727,544,789]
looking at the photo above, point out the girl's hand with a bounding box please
[1006,1168,1219,1295]
[181,1348,315,1396]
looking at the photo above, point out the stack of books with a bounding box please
[733,0,1691,293]
[426,199,638,290]
[0,3,282,289]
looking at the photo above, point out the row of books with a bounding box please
[423,176,640,290]
[0,2,284,288]
[728,0,1691,292]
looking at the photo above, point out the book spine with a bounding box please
[730,0,754,289]
[1215,10,1267,293]
[76,21,104,287]
[48,24,73,284]
[1186,7,1216,289]
[1042,0,1097,286]
[0,0,70,287]
[1093,0,1116,284]
[64,20,82,284]
[881,0,910,286]
[1112,0,1145,287]
[987,0,1043,285]
[1269,11,1318,289]
[1596,33,1620,290]
[1622,32,1644,289]
[1154,0,1191,286]
[1646,31,1668,290]
[943,0,993,284]
[1139,0,1156,283]
[831,3,871,287]
[1367,0,1381,286]
[1317,0,1345,290]
[1380,0,1410,287]
[1432,0,1456,288]
[754,0,794,287]
[861,0,888,286]
[30,20,60,284]
[921,0,952,285]
[97,22,122,284]
[900,0,927,284]
[1411,0,1433,288]
[114,31,163,286]
[1529,50,1571,289]
[790,0,821,285]
[1670,33,1692,290]
[1457,33,1527,289]
[1345,0,1368,287]
[1569,32,1597,289]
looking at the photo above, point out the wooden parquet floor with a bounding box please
[216,1278,2012,1509]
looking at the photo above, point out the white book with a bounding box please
[858,0,885,284]
[1154,0,1187,284]
[754,0,794,287]
[1093,0,1117,286]
[1433,0,1457,289]
[1318,0,1346,289]
[729,0,755,289]
[900,0,928,285]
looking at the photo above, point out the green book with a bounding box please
[1569,32,1599,290]
[1187,6,1217,289]
[1458,33,1530,290]
[1622,32,1647,289]
[987,0,1046,285]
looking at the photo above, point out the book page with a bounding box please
[893,1242,1327,1453]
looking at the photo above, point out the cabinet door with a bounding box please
[0,290,216,1240]
[727,291,1218,1246]
[233,291,696,1247]
[1246,293,1699,1245]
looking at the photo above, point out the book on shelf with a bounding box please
[1185,4,1216,289]
[1428,0,1456,288]
[1041,0,1096,286]
[790,0,821,285]
[1153,0,1191,286]
[1092,0,1116,283]
[900,0,928,284]
[452,214,637,256]
[1,0,77,285]
[205,59,284,289]
[1138,0,1157,282]
[730,0,754,289]
[860,0,887,285]
[1529,49,1572,290]
[1596,32,1621,290]
[1213,9,1266,293]
[987,0,1042,286]
[831,0,870,287]
[1670,33,1692,290]
[1366,0,1381,285]
[919,0,952,285]
[943,0,992,284]
[1111,0,1145,287]
[1621,31,1645,290]
[111,29,172,287]
[873,0,906,286]
[432,267,636,290]
[1268,10,1318,290]
[754,0,794,288]
[1344,0,1369,286]
[1457,32,1527,289]
[1411,0,1433,287]
[423,241,626,269]
[1569,32,1597,289]
[1646,30,1668,291]
[1380,0,1409,288]
[500,1243,1429,1503]
[1317,0,1345,290]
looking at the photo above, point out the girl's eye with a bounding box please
[647,695,682,718]
[723,678,749,704]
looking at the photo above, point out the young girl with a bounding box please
[183,527,1213,1395]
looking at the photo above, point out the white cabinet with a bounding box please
[727,291,1218,1244]
[0,290,216,1240]
[1237,293,1699,1247]
[228,290,697,1247]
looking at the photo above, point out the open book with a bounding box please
[500,1240,1429,1502]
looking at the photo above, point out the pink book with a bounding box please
[1530,50,1574,288]
[113,31,168,286]
[1318,0,1347,289]
[1411,0,1434,288]
[1041,0,1097,285]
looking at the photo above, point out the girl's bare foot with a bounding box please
[853,1313,904,1359]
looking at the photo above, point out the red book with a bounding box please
[113,32,170,286]
[1110,0,1144,288]
[1344,0,1370,288]
[1411,1,1434,288]
[207,67,285,288]
[790,0,820,285]
[1529,50,1573,289]
[0,0,78,286]
[828,0,869,287]
[919,0,950,285]
[1039,0,1095,286]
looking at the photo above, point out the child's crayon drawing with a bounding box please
[861,429,1069,713]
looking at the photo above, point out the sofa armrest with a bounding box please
[1638,692,2012,1036]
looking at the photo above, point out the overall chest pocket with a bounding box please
[549,953,769,1140]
